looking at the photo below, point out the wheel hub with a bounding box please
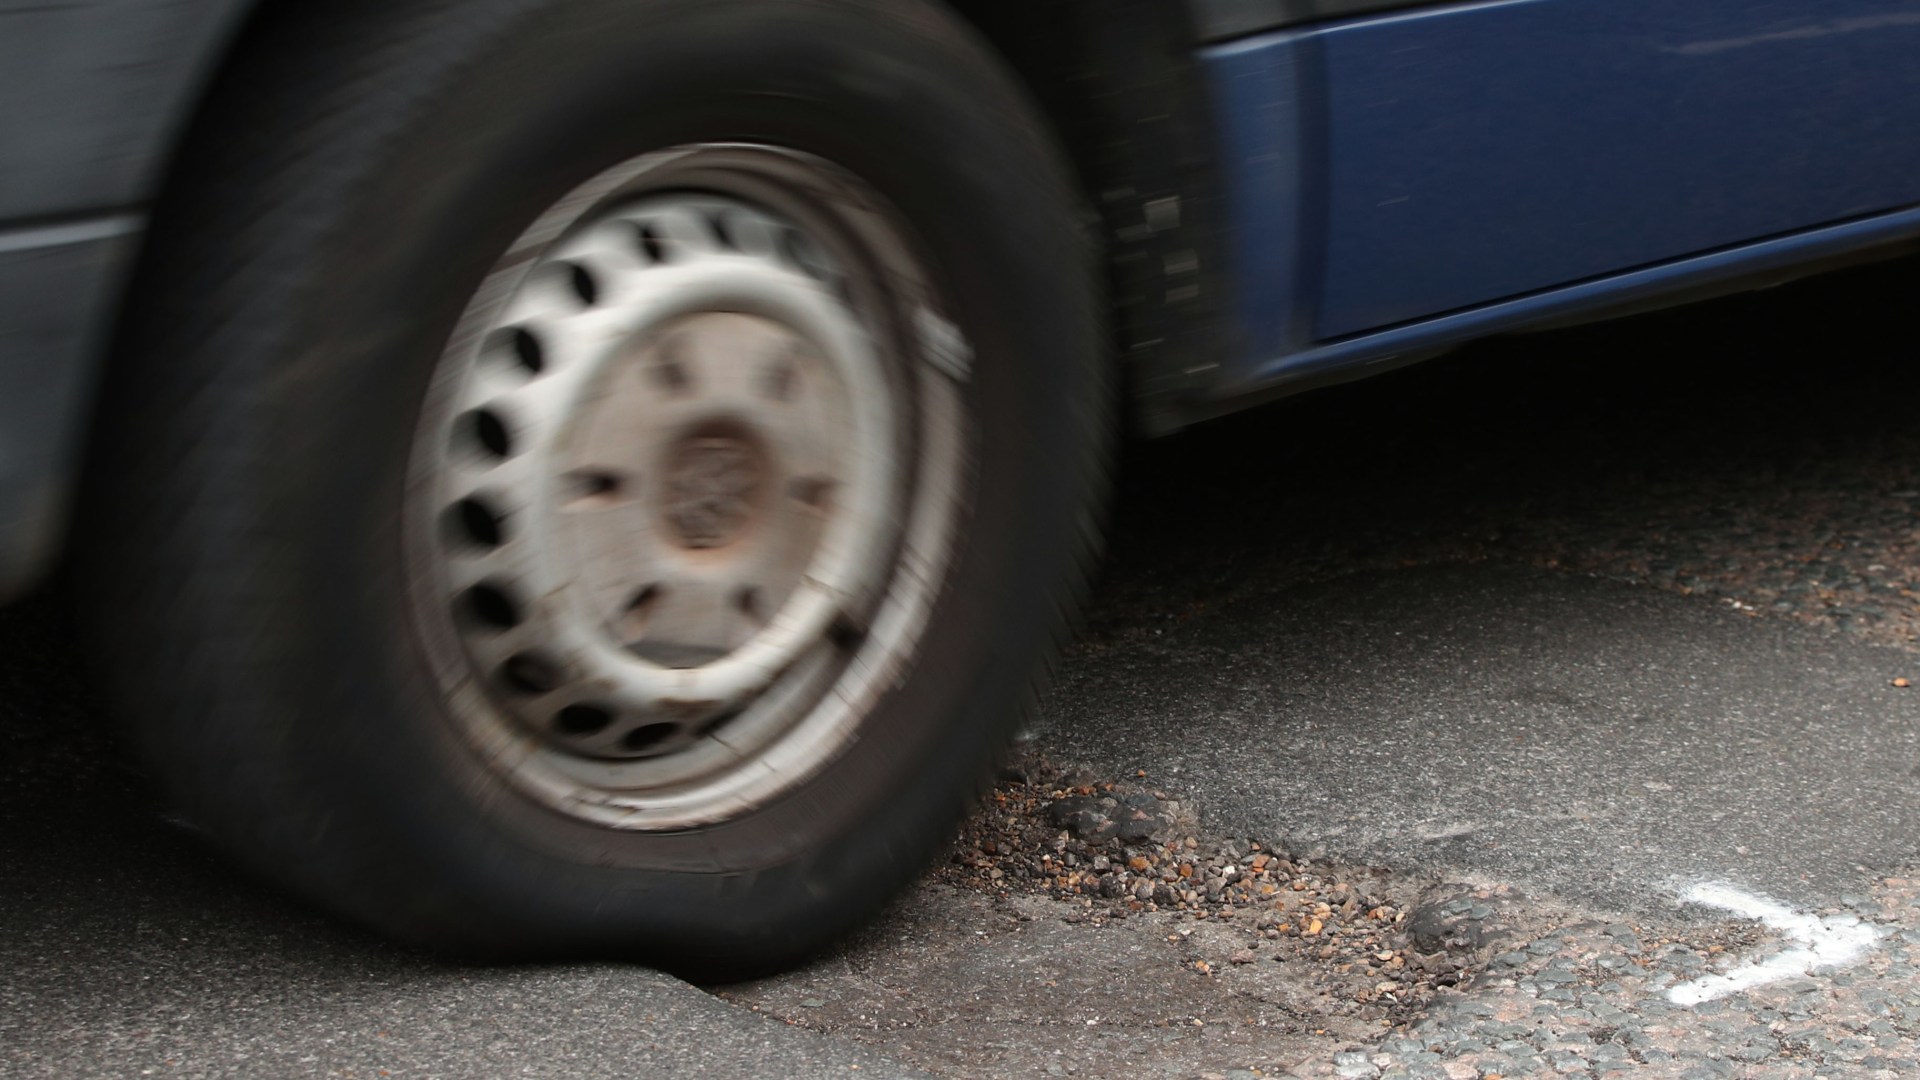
[661,424,765,552]
[405,144,969,829]
[556,309,853,687]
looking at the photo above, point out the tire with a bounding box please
[79,0,1107,972]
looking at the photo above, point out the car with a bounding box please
[5,0,1918,973]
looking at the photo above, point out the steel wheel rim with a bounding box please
[405,144,970,830]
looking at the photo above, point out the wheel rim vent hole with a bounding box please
[761,361,796,401]
[621,722,678,754]
[568,469,631,507]
[555,703,613,736]
[633,222,671,263]
[501,652,560,695]
[462,408,513,459]
[491,327,544,375]
[828,616,865,652]
[651,335,691,392]
[618,584,662,640]
[462,582,521,630]
[448,497,505,548]
[566,263,599,307]
[733,587,762,621]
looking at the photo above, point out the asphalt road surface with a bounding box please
[1043,562,1920,916]
[5,259,1920,1078]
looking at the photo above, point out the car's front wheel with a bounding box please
[82,0,1106,972]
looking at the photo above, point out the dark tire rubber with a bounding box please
[78,0,1107,973]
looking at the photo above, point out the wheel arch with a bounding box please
[942,0,1236,434]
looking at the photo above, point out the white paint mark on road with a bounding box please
[1666,882,1882,1005]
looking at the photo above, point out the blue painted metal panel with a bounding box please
[1232,204,1920,394]
[1204,33,1314,365]
[1313,0,1920,338]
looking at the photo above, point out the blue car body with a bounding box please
[4,0,1920,597]
[1202,0,1920,402]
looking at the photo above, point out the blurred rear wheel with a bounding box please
[81,0,1107,970]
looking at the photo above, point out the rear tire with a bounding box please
[80,0,1106,972]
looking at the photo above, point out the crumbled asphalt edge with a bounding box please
[940,760,1531,1018]
[935,754,1495,1022]
[1293,877,1920,1080]
[931,753,1889,1079]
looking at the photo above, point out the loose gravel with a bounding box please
[936,755,1480,1018]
